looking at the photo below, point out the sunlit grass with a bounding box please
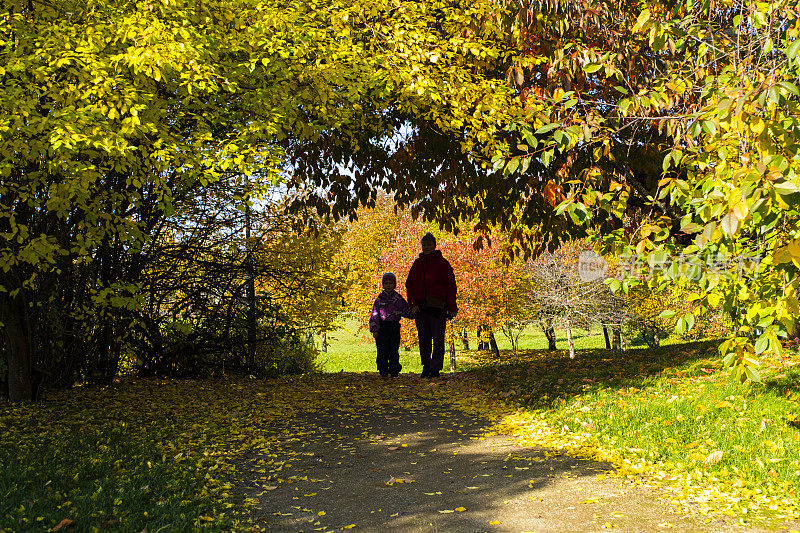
[316,317,680,373]
[473,343,800,521]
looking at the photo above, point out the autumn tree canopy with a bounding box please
[3,0,799,401]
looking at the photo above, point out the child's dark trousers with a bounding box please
[376,321,402,376]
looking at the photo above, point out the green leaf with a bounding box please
[583,63,602,74]
[786,39,800,59]
[505,158,519,174]
[535,123,559,135]
[744,364,761,383]
[778,81,800,96]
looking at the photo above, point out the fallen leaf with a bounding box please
[439,509,454,514]
[52,519,73,531]
[703,450,723,465]
[455,506,466,512]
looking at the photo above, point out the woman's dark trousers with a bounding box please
[415,311,446,372]
[376,321,402,376]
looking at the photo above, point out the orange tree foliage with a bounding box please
[337,198,529,349]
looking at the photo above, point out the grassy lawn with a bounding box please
[315,317,677,373]
[468,343,800,522]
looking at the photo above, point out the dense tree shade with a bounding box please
[3,0,800,400]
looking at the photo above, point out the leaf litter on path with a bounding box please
[226,372,765,532]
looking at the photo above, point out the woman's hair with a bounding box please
[421,232,436,246]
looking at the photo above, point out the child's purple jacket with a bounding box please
[369,291,413,333]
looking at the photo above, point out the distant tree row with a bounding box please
[337,196,733,361]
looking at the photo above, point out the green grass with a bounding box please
[0,382,242,532]
[472,343,800,521]
[315,317,679,373]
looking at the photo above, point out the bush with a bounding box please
[256,332,319,378]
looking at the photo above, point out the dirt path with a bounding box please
[231,373,775,532]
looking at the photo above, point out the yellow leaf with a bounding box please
[439,509,454,513]
[343,525,356,529]
[318,511,326,516]
[455,507,467,512]
[199,516,214,522]
[703,450,723,465]
[788,240,800,259]
[714,401,733,409]
[489,521,501,525]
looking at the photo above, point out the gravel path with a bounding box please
[231,374,783,532]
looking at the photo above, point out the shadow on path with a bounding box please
[229,373,763,532]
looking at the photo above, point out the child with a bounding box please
[369,273,413,377]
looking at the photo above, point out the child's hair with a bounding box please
[421,232,436,246]
[382,272,397,284]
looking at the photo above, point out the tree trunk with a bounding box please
[602,324,611,350]
[488,330,500,358]
[449,339,456,373]
[245,202,257,370]
[511,336,518,360]
[477,325,487,350]
[461,327,469,351]
[543,320,557,351]
[320,332,328,353]
[566,320,575,359]
[3,304,33,403]
[612,326,622,350]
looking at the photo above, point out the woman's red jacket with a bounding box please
[405,250,458,313]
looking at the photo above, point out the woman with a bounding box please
[405,233,458,378]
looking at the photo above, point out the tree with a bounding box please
[524,245,618,359]
[489,1,800,380]
[339,198,535,357]
[1,0,516,401]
